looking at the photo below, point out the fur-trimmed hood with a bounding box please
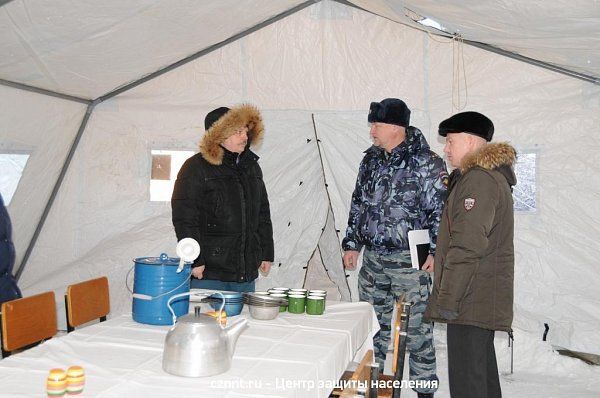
[461,142,517,186]
[199,104,264,165]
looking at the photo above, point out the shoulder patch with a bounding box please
[464,197,475,211]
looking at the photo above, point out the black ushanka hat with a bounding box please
[439,111,494,142]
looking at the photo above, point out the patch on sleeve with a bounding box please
[464,197,475,211]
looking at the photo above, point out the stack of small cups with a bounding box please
[46,366,85,397]
[66,366,85,395]
[306,290,327,315]
[287,289,307,314]
[46,368,67,397]
[263,288,327,315]
[266,287,289,312]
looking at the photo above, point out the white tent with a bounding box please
[1,0,599,391]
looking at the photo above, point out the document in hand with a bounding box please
[408,229,430,270]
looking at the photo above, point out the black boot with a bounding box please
[417,393,433,398]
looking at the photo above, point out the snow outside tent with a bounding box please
[1,0,599,396]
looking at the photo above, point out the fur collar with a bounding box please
[460,142,517,173]
[199,104,264,165]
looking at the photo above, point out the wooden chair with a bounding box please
[331,349,377,398]
[391,295,407,375]
[1,291,57,357]
[65,276,110,332]
[378,296,408,398]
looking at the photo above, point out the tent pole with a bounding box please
[14,102,96,281]
[459,39,599,85]
[0,79,91,105]
[334,0,599,85]
[310,114,353,298]
[1,1,320,104]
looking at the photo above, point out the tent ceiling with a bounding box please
[0,0,598,101]
[0,0,306,99]
[348,0,600,82]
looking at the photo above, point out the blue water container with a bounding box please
[132,253,191,325]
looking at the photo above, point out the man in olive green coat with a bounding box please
[424,111,516,398]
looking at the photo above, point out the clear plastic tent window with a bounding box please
[513,152,537,213]
[0,153,30,205]
[150,150,194,202]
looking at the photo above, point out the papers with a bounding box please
[408,229,430,270]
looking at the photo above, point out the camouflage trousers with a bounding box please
[359,249,438,393]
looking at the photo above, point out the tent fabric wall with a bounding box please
[2,0,599,356]
[0,0,305,98]
[349,0,600,80]
[311,206,352,301]
[18,105,331,321]
[0,85,87,272]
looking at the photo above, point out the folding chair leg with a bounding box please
[369,364,379,398]
[392,302,412,398]
[0,316,8,358]
[0,312,8,358]
[64,295,74,333]
[0,313,8,358]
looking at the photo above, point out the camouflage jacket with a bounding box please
[342,127,448,255]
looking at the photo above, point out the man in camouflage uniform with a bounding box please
[343,98,447,398]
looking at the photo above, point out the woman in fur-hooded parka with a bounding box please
[171,104,274,284]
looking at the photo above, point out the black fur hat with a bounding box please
[204,107,231,131]
[438,111,494,142]
[368,98,410,127]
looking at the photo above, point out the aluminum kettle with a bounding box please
[162,308,248,377]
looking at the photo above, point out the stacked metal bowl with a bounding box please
[243,293,288,320]
[201,291,244,316]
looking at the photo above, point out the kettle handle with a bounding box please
[167,291,226,326]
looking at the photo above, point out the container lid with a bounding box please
[133,253,180,266]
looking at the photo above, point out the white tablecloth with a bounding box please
[0,301,378,398]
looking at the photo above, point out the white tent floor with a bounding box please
[381,325,600,397]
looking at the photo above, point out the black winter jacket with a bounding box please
[171,148,274,283]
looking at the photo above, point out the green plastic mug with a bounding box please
[306,295,325,315]
[269,293,288,312]
[309,291,326,309]
[287,294,306,314]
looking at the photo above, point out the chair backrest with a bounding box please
[66,276,110,330]
[340,349,374,398]
[1,291,57,354]
[391,294,406,374]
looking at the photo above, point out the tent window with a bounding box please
[417,18,446,32]
[150,150,194,202]
[405,9,448,33]
[513,152,537,213]
[0,153,30,205]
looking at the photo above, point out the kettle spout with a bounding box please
[225,319,248,357]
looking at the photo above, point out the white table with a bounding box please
[0,301,378,398]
